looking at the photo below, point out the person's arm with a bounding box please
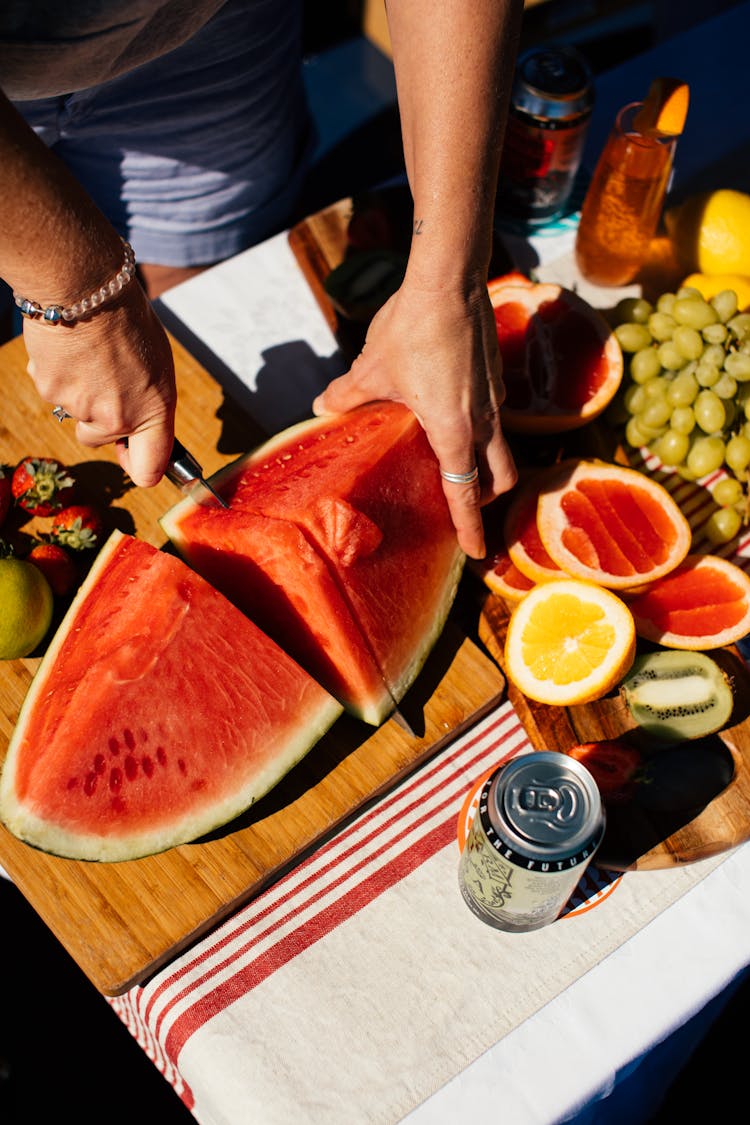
[313,0,523,558]
[0,90,175,487]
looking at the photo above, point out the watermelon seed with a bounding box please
[156,746,167,767]
[93,754,106,774]
[142,756,154,777]
[124,755,138,780]
[123,728,136,750]
[108,737,120,755]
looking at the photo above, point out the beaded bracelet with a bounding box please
[13,239,137,325]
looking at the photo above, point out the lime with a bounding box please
[0,558,54,659]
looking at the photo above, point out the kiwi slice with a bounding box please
[621,650,734,740]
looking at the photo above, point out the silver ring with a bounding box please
[440,465,479,485]
[52,405,72,422]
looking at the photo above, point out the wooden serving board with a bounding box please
[0,333,506,995]
[478,591,750,872]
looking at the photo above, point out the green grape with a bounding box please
[641,397,672,429]
[703,322,728,345]
[648,311,676,341]
[728,313,750,341]
[615,297,653,325]
[625,415,649,448]
[713,477,744,507]
[723,398,738,430]
[694,389,726,432]
[687,435,726,476]
[670,405,695,435]
[643,375,669,400]
[673,297,719,330]
[656,292,677,315]
[630,346,662,383]
[725,352,750,381]
[713,372,738,399]
[653,429,690,466]
[623,383,647,415]
[675,287,702,300]
[672,324,704,360]
[725,433,750,474]
[676,465,699,482]
[657,340,684,370]
[712,289,739,323]
[703,343,727,368]
[695,360,721,387]
[615,322,652,352]
[666,368,698,406]
[704,506,742,544]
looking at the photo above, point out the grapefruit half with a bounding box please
[488,279,623,434]
[502,469,566,584]
[626,553,750,650]
[536,459,692,590]
[470,545,535,602]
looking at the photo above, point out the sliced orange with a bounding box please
[503,470,566,584]
[489,280,623,435]
[504,578,636,705]
[536,459,691,590]
[633,77,689,138]
[626,553,750,650]
[470,546,535,602]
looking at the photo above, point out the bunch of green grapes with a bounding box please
[613,286,750,544]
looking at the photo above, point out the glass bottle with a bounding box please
[574,100,680,287]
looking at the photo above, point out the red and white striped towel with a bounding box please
[110,702,727,1124]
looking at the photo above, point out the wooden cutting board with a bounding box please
[478,591,750,872]
[0,332,506,996]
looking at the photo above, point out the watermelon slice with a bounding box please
[160,403,464,725]
[0,532,342,861]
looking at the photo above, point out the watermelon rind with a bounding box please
[0,531,343,862]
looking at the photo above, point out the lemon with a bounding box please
[665,189,750,275]
[504,578,636,705]
[680,271,750,311]
[0,558,54,659]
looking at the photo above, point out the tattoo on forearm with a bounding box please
[413,218,424,235]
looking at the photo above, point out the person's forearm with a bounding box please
[385,0,522,288]
[0,90,124,303]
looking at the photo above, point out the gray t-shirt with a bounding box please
[0,0,227,98]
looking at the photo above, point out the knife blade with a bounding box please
[165,438,228,509]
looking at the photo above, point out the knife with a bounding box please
[165,438,228,509]
[121,435,227,508]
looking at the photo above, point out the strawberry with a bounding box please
[50,504,104,551]
[27,542,79,597]
[12,456,75,517]
[0,466,11,529]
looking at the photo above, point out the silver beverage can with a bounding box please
[496,45,594,225]
[458,751,605,932]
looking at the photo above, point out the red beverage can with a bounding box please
[458,751,605,932]
[496,45,594,226]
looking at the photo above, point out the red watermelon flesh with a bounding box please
[160,403,464,725]
[0,532,342,861]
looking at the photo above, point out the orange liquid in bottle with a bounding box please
[575,106,676,287]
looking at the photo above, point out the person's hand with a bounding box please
[23,282,176,487]
[312,278,517,558]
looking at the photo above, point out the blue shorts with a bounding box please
[13,0,314,267]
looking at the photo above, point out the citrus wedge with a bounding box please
[503,470,566,584]
[504,578,636,705]
[633,77,689,137]
[470,546,535,602]
[626,553,750,650]
[536,459,691,590]
[489,280,623,434]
